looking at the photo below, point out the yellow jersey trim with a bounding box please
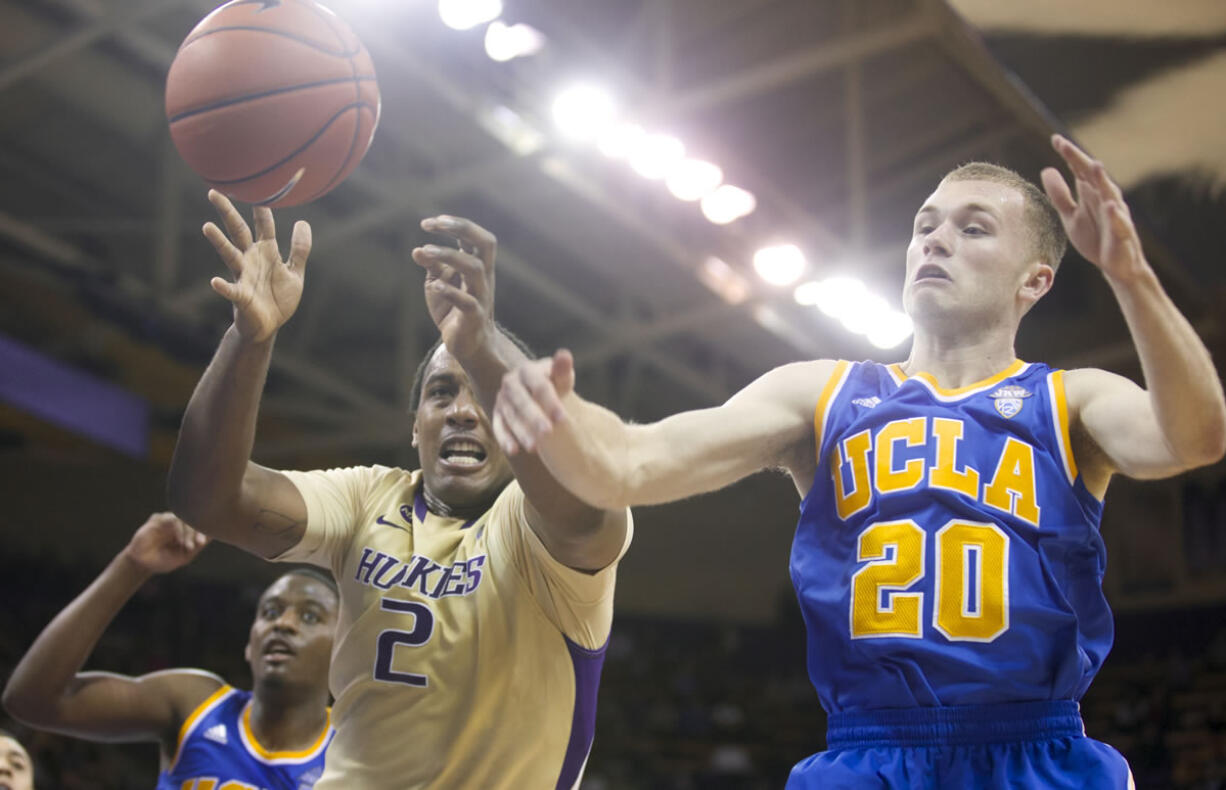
[890,359,1026,400]
[814,361,853,462]
[1048,370,1079,485]
[239,700,332,763]
[170,684,233,771]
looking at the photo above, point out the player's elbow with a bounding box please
[1176,414,1226,469]
[2,681,52,728]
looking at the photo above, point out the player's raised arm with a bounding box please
[2,513,221,748]
[166,191,312,558]
[495,352,837,510]
[409,216,635,569]
[1042,135,1226,490]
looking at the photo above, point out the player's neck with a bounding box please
[902,328,1019,390]
[249,685,329,752]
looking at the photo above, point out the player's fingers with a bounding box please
[253,206,276,243]
[427,280,482,315]
[421,215,497,266]
[415,245,489,303]
[522,369,566,431]
[550,349,576,400]
[203,222,245,274]
[1051,134,1096,182]
[210,276,243,303]
[497,376,551,452]
[492,409,522,457]
[288,220,312,273]
[1039,168,1077,218]
[208,190,254,250]
[1091,160,1125,202]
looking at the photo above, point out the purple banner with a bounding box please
[0,333,149,458]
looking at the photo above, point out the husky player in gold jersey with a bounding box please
[167,191,631,789]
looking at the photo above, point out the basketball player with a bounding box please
[488,134,1226,787]
[0,730,35,790]
[2,512,336,788]
[165,192,631,788]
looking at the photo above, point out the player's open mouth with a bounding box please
[263,638,296,659]
[440,437,487,469]
[914,264,951,283]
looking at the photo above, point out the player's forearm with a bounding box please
[168,325,275,528]
[2,553,150,725]
[1111,266,1226,465]
[455,329,528,418]
[534,392,635,511]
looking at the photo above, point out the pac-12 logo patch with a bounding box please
[989,385,1031,418]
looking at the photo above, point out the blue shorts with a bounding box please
[787,701,1133,790]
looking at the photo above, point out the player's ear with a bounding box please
[411,420,419,449]
[244,642,252,664]
[1019,260,1054,308]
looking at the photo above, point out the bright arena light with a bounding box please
[811,276,866,320]
[752,244,806,286]
[628,133,685,180]
[868,310,914,349]
[597,122,645,159]
[551,84,616,141]
[698,256,751,305]
[438,0,502,31]
[840,292,891,335]
[700,184,757,224]
[793,280,823,306]
[484,21,545,61]
[665,158,723,201]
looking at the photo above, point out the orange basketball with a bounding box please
[165,0,380,208]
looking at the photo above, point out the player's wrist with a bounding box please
[114,548,159,581]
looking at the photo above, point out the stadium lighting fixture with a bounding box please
[752,244,806,286]
[868,310,915,349]
[597,122,645,159]
[810,276,865,319]
[438,0,502,31]
[840,292,891,334]
[484,21,545,62]
[665,158,723,201]
[700,184,756,224]
[627,133,685,180]
[697,256,751,305]
[551,84,617,141]
[793,280,823,306]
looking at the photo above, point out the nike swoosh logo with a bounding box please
[375,515,408,531]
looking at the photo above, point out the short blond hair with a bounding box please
[942,162,1068,270]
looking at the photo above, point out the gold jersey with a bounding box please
[275,466,631,789]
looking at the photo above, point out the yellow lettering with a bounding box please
[929,418,979,499]
[850,520,925,638]
[219,783,257,790]
[874,418,927,494]
[933,521,1009,642]
[833,429,873,519]
[983,438,1040,526]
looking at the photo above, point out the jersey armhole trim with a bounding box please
[169,684,234,772]
[814,361,853,464]
[1048,370,1079,486]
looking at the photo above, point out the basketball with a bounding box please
[165,0,380,208]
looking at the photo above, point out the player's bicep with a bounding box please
[232,462,310,558]
[624,360,833,504]
[34,670,221,744]
[1068,368,1183,481]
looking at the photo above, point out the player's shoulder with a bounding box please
[751,358,844,394]
[1057,367,1140,413]
[137,668,229,722]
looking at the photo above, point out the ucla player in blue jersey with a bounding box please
[489,134,1226,788]
[3,512,336,789]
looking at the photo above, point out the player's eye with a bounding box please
[301,610,320,624]
[963,225,986,236]
[262,604,281,619]
[916,225,934,235]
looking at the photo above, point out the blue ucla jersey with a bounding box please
[157,685,332,790]
[791,359,1112,713]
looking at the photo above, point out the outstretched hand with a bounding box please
[411,215,496,360]
[122,512,210,575]
[1041,135,1146,282]
[202,190,312,343]
[493,349,575,456]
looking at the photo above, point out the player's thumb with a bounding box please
[551,349,576,397]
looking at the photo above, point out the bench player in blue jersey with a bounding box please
[488,134,1226,788]
[3,512,336,789]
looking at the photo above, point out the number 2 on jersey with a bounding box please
[374,597,435,687]
[850,519,1009,642]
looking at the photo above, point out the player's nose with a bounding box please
[922,222,953,257]
[445,389,480,426]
